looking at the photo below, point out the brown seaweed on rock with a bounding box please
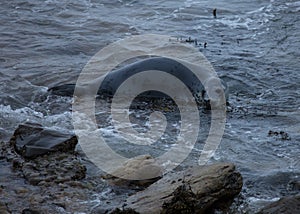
[161,184,200,214]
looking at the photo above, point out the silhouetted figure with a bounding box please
[185,37,194,43]
[213,8,217,18]
[204,42,207,48]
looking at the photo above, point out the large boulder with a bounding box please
[257,195,300,214]
[10,122,77,158]
[122,163,242,213]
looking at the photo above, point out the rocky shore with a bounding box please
[0,123,298,213]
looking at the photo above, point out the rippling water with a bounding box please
[1,0,299,212]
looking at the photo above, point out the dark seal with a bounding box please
[48,57,228,106]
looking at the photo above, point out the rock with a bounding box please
[102,155,162,188]
[10,122,77,158]
[257,195,300,214]
[21,152,86,185]
[48,83,77,97]
[123,163,242,214]
[22,208,40,214]
[288,180,300,191]
[0,201,10,214]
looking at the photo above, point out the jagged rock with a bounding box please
[257,195,300,214]
[123,163,242,214]
[102,155,162,188]
[10,122,77,158]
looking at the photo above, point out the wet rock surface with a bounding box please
[10,122,77,158]
[122,163,243,213]
[257,195,300,214]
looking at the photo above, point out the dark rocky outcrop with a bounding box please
[257,195,300,214]
[121,163,243,213]
[10,122,77,158]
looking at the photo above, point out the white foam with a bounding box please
[0,104,73,139]
[217,17,252,29]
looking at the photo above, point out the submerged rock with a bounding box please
[257,195,300,214]
[122,163,242,213]
[10,122,77,158]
